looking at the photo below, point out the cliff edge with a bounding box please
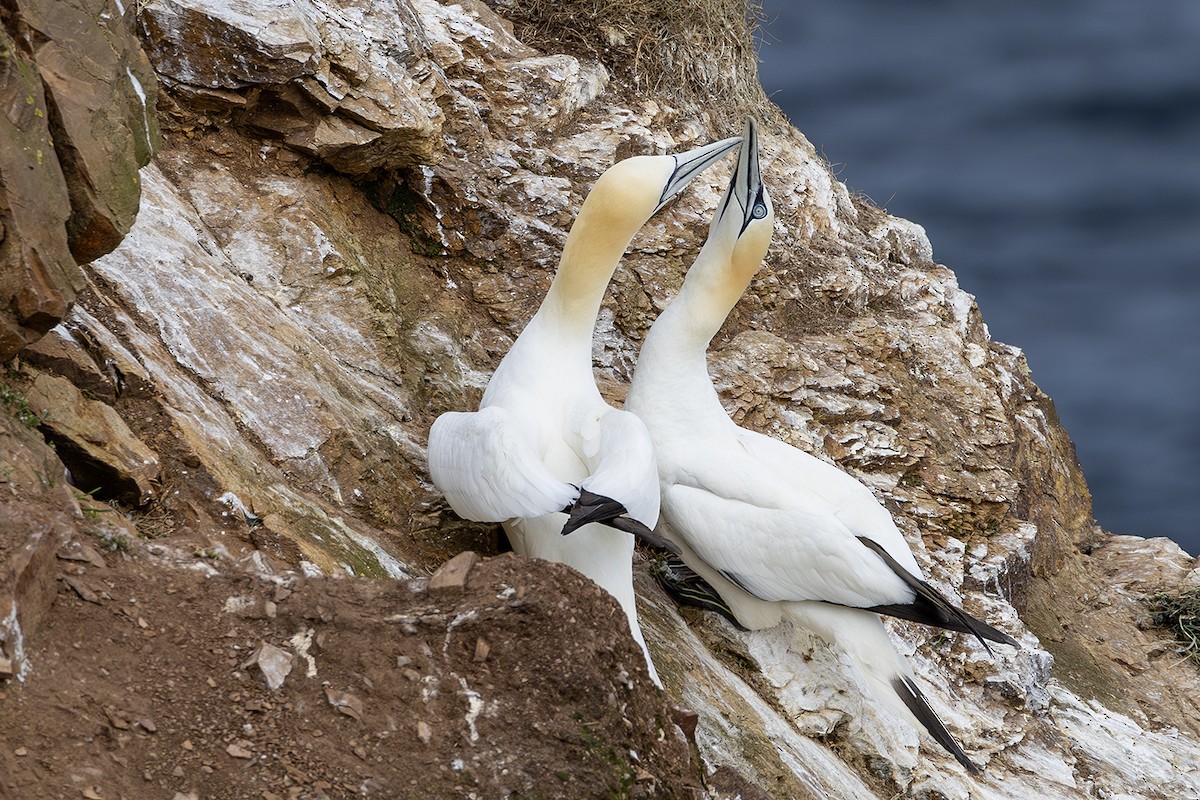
[2,1,1198,798]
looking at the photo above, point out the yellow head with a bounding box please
[551,135,742,318]
[685,117,775,315]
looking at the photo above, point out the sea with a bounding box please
[755,0,1200,554]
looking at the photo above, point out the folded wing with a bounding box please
[662,480,915,609]
[577,409,661,527]
[731,426,921,574]
[428,406,578,522]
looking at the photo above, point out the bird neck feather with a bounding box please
[539,179,650,335]
[669,241,754,345]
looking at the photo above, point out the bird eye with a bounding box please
[752,203,767,219]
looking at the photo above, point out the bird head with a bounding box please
[580,135,743,235]
[707,117,774,286]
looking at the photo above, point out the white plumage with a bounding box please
[627,118,1013,770]
[429,135,742,685]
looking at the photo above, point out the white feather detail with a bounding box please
[730,427,922,575]
[578,409,662,527]
[428,407,578,522]
[662,482,914,608]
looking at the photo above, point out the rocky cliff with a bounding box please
[2,0,1199,798]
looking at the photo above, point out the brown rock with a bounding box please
[243,642,294,692]
[0,485,73,680]
[104,705,131,730]
[57,539,107,569]
[20,327,117,404]
[429,551,478,591]
[0,0,155,359]
[139,0,320,90]
[225,742,253,759]
[62,575,100,604]
[141,0,441,173]
[478,55,608,138]
[25,0,158,262]
[23,372,160,505]
[668,705,699,743]
[324,688,364,720]
[281,114,381,158]
[0,25,79,360]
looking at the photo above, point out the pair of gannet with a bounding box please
[626,118,1016,772]
[428,135,742,686]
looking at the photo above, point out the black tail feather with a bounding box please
[891,675,982,775]
[561,489,681,554]
[856,537,1019,652]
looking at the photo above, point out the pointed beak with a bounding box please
[711,117,766,234]
[733,117,765,234]
[654,135,742,214]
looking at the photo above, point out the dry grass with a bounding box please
[1150,589,1200,662]
[494,0,767,117]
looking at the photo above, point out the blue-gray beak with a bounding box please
[654,135,743,214]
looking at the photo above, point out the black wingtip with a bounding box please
[606,516,683,555]
[891,676,983,776]
[560,488,621,536]
[856,536,1019,651]
[560,489,681,554]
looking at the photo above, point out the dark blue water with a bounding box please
[757,0,1200,553]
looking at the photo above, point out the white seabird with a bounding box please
[625,118,1015,771]
[428,135,743,685]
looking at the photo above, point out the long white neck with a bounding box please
[628,239,749,424]
[535,187,646,342]
[486,178,653,408]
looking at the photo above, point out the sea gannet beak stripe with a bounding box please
[654,135,743,214]
[717,117,768,235]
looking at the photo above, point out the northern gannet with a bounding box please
[428,136,742,685]
[625,118,1015,770]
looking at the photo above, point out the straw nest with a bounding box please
[493,0,768,121]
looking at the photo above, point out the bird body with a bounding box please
[429,136,742,685]
[628,118,1011,770]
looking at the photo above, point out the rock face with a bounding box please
[140,0,443,173]
[0,0,157,360]
[23,371,160,505]
[3,0,1200,797]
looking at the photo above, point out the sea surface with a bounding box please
[756,0,1200,553]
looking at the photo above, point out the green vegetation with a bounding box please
[73,487,112,519]
[356,176,444,258]
[1,385,41,428]
[90,528,130,552]
[35,455,58,490]
[574,715,638,799]
[1149,588,1200,662]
